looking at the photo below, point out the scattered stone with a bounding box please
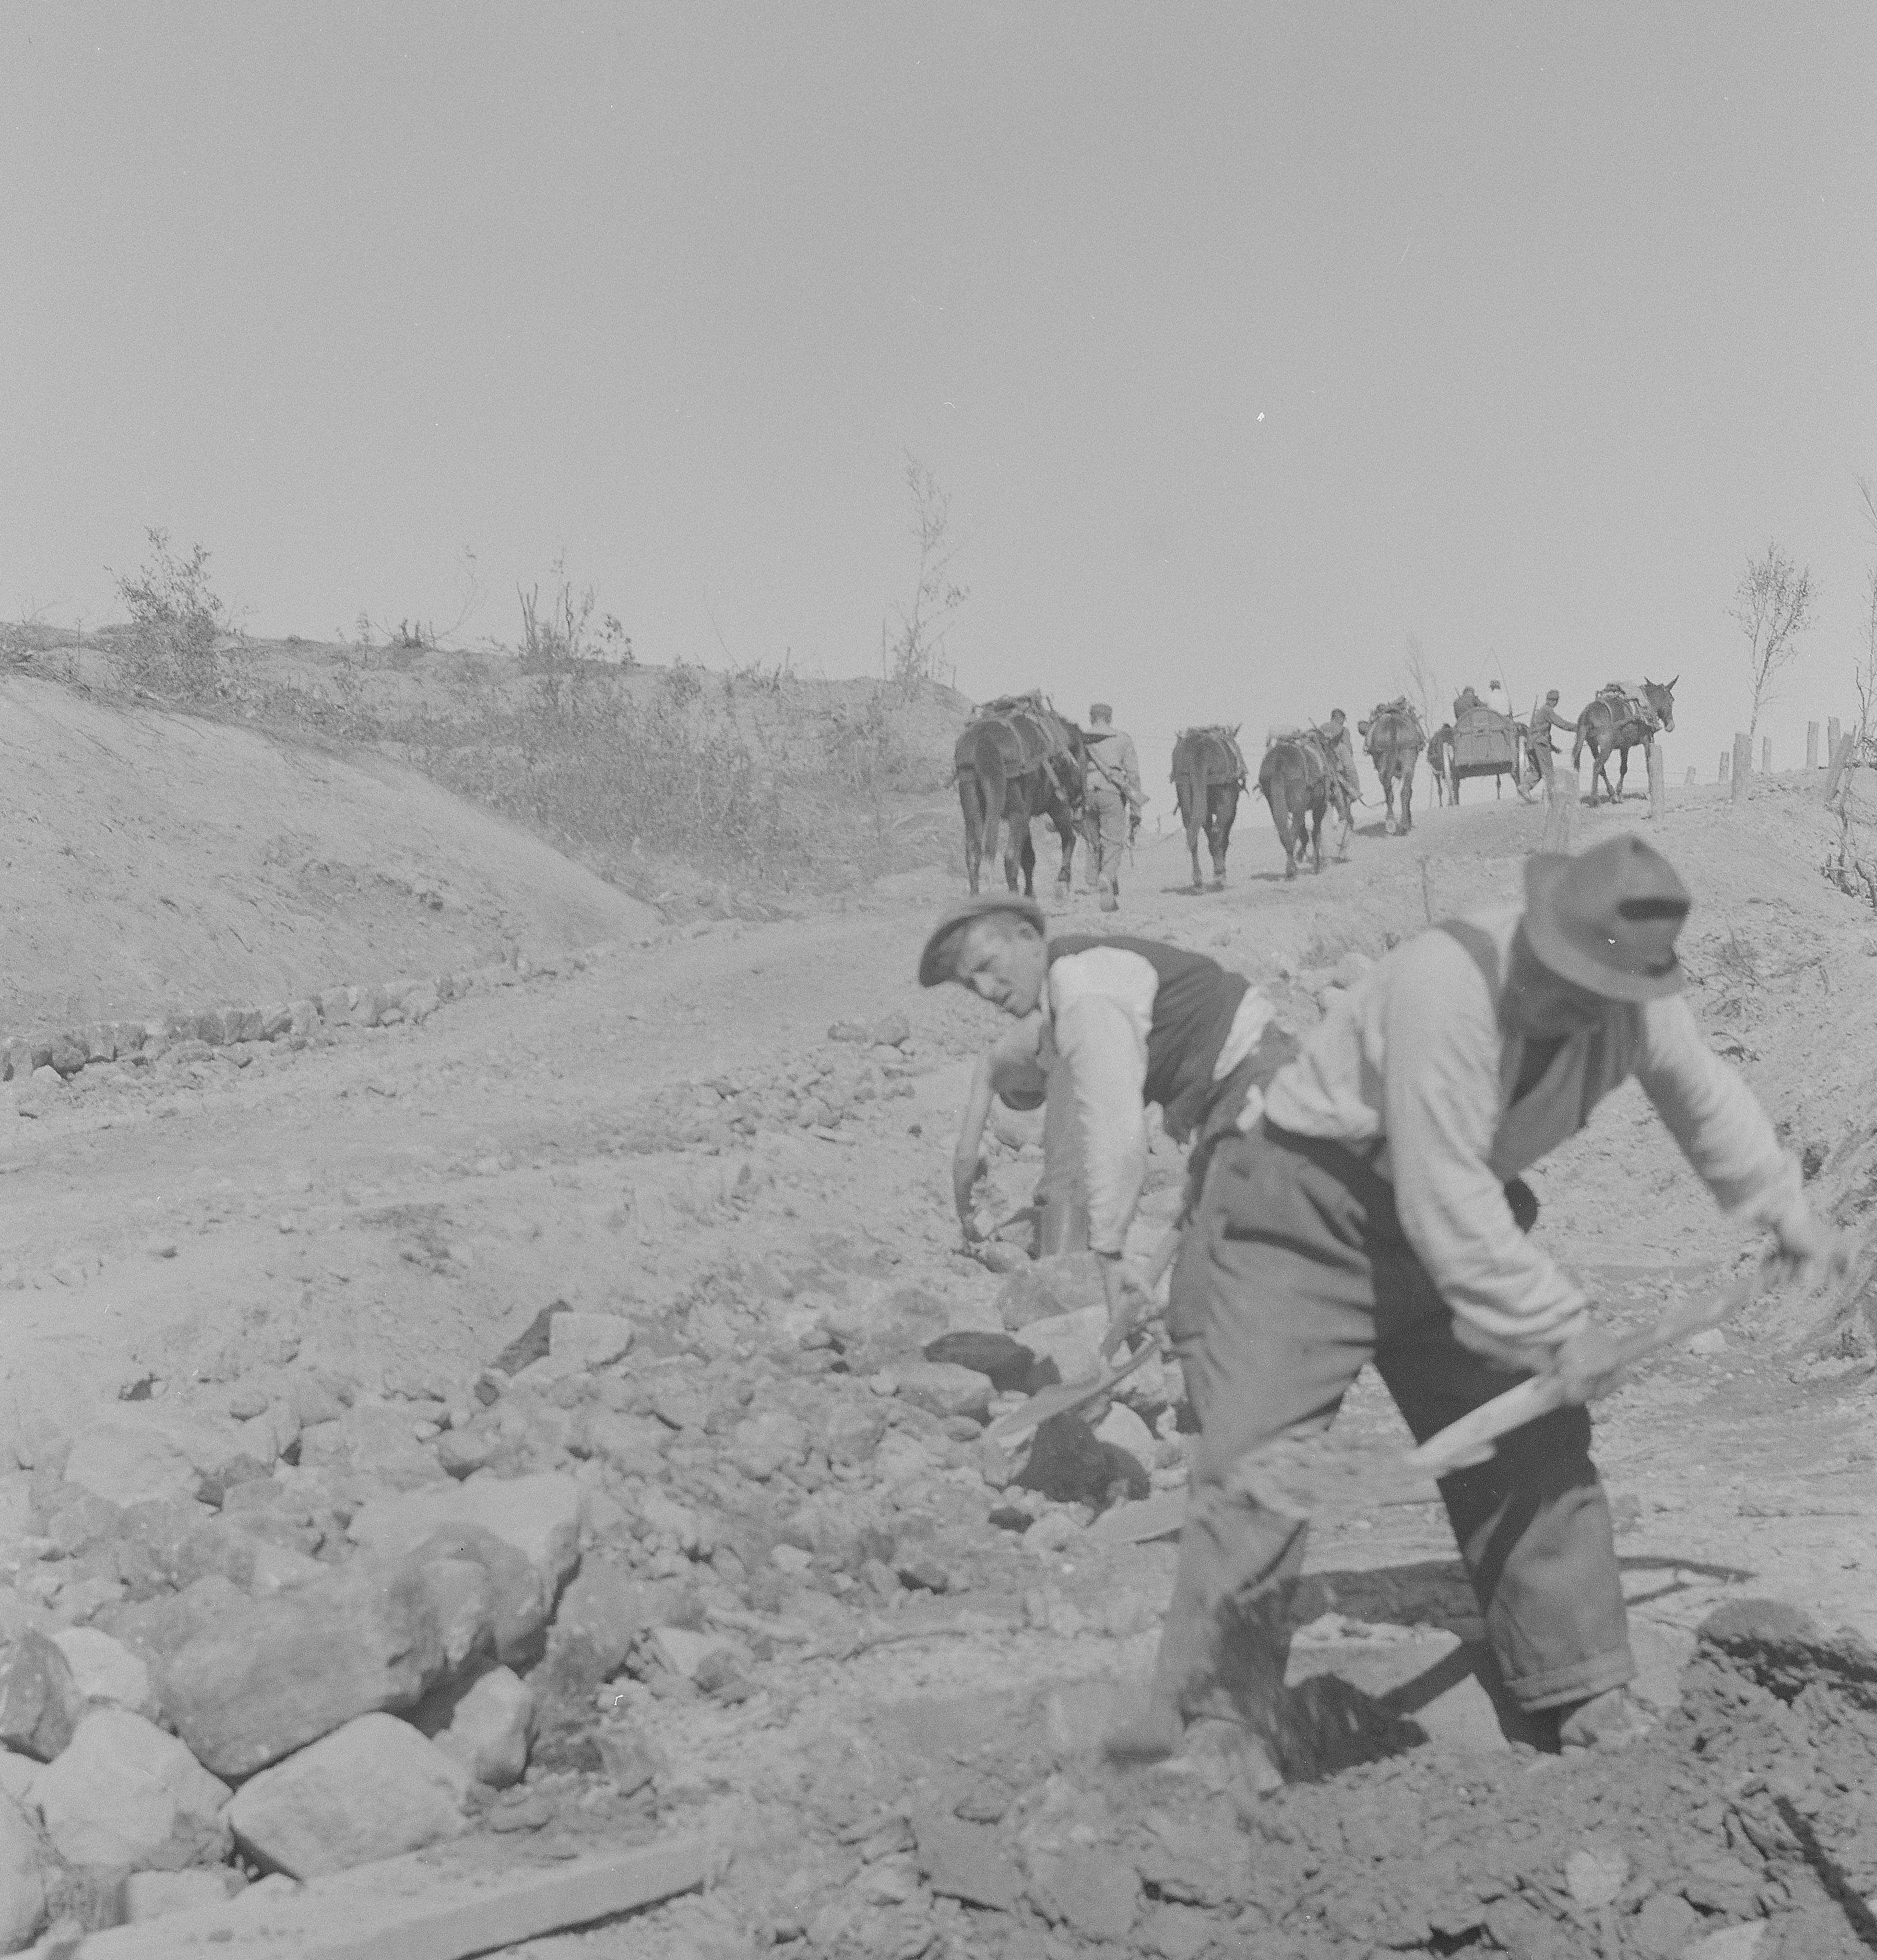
[158,1559,452,1779]
[1564,1844,1629,1908]
[1687,1328,1728,1355]
[347,1473,583,1592]
[407,1525,550,1666]
[1028,1846,1141,1941]
[1685,1926,1767,1960]
[868,1012,910,1048]
[491,1304,571,1377]
[433,1666,534,1788]
[62,1418,201,1509]
[119,1868,243,1922]
[726,1413,809,1482]
[0,1795,44,1952]
[1631,1890,1699,1957]
[1015,1306,1106,1386]
[31,1706,232,1870]
[0,1629,84,1761]
[546,1314,635,1370]
[1093,1401,1156,1471]
[50,1629,157,1720]
[594,1724,659,1797]
[1020,1414,1148,1509]
[227,1712,471,1879]
[995,1253,1106,1331]
[893,1361,993,1423]
[912,1808,1022,1912]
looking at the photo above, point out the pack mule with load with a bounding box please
[1171,725,1249,889]
[1572,678,1676,807]
[1357,698,1424,835]
[952,692,1087,896]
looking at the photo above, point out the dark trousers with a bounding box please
[1148,1123,1633,1740]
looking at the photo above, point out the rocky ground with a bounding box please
[2,748,1876,1958]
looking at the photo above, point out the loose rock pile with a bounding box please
[0,1239,1177,1947]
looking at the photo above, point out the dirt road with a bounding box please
[6,768,1877,1957]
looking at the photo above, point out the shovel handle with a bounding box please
[1407,1249,1776,1480]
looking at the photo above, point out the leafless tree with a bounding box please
[1398,634,1441,729]
[885,456,966,693]
[1856,480,1877,749]
[1731,542,1815,748]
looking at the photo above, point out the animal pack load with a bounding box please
[952,691,1088,896]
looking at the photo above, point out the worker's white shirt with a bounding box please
[1043,945,1276,1256]
[1261,905,1802,1363]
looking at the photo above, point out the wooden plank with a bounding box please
[1646,743,1665,821]
[1825,730,1855,805]
[69,1837,715,1959]
[1808,721,1820,770]
[1089,1488,1187,1544]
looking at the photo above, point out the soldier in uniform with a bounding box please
[1528,689,1567,792]
[1314,708,1362,808]
[1083,704,1144,913]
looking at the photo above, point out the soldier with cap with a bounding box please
[1083,703,1144,913]
[919,895,1294,1352]
[1100,835,1845,1784]
[1527,688,1569,791]
[1314,708,1362,807]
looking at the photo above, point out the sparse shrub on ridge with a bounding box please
[110,529,234,700]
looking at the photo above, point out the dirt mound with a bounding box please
[0,675,657,1033]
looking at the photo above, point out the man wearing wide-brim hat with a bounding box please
[1109,835,1844,1782]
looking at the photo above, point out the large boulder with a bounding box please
[405,1526,546,1666]
[227,1713,469,1878]
[29,1707,231,1870]
[346,1474,582,1592]
[156,1559,453,1780]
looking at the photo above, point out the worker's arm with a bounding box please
[1116,734,1145,806]
[1381,936,1590,1366]
[1634,999,1811,1243]
[951,1012,1044,1235]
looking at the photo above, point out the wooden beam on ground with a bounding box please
[65,1837,716,1960]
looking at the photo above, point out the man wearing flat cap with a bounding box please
[1099,835,1843,1782]
[920,894,1294,1351]
[1527,688,1567,793]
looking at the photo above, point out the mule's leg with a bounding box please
[1054,801,1077,890]
[1188,816,1203,890]
[1015,817,1038,898]
[1402,772,1414,834]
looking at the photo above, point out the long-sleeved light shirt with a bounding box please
[1261,904,1803,1362]
[1086,729,1143,806]
[1043,939,1278,1255]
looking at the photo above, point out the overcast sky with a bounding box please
[5,3,1875,793]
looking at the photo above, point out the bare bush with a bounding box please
[884,457,966,694]
[1398,634,1441,729]
[111,530,232,699]
[1732,541,1815,748]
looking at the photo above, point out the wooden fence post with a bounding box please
[1761,737,1772,775]
[1731,733,1751,805]
[1830,717,1842,761]
[1824,730,1855,805]
[1541,765,1577,852]
[1807,722,1820,770]
[1684,767,1696,786]
[1719,751,1729,783]
[1646,744,1665,820]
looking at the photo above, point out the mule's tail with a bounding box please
[977,748,1007,877]
[1187,747,1209,843]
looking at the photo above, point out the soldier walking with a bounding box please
[1527,689,1567,792]
[1083,703,1144,913]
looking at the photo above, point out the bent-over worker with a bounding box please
[1109,836,1843,1782]
[1083,704,1144,914]
[921,895,1295,1351]
[951,1010,1091,1257]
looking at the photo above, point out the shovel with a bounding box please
[987,1226,1184,1446]
[1232,1249,1778,1520]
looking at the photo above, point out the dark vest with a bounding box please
[1046,935,1249,1140]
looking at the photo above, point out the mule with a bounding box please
[1258,735,1328,879]
[1360,702,1424,834]
[1572,677,1676,807]
[953,695,1087,895]
[1171,725,1248,889]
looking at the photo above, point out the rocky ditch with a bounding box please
[0,1244,1181,1948]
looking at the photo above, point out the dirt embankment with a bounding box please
[0,675,658,1034]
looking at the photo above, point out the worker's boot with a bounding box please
[1555,1686,1653,1752]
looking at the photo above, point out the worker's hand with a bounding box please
[952,1153,986,1238]
[1546,1325,1628,1405]
[1098,1253,1155,1359]
[1772,1211,1853,1286]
